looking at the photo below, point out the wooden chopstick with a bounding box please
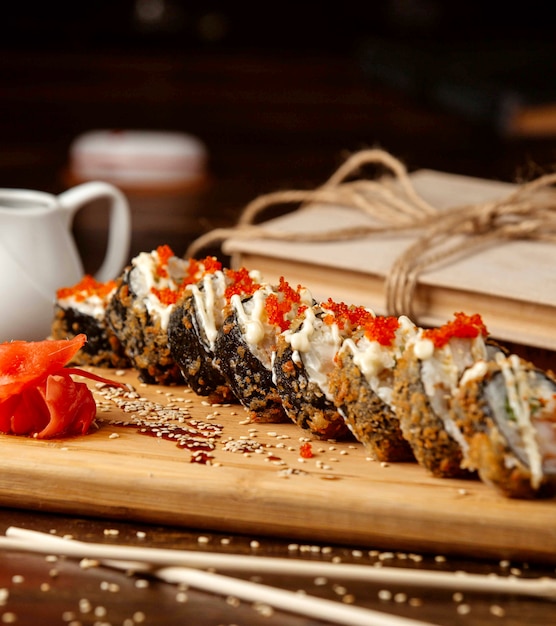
[3,526,556,600]
[1,527,438,626]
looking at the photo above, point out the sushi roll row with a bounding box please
[52,249,556,498]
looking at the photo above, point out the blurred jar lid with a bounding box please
[68,129,208,189]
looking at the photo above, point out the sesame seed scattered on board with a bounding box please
[456,603,471,615]
[490,604,506,617]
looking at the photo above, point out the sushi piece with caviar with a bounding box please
[213,277,313,423]
[273,299,372,439]
[328,314,417,462]
[391,312,494,478]
[106,245,206,385]
[51,274,130,368]
[168,265,262,404]
[453,352,556,498]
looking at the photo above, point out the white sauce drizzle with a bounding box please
[129,249,191,331]
[284,306,344,399]
[497,353,543,488]
[188,271,226,348]
[341,315,417,407]
[58,292,110,320]
[230,287,276,369]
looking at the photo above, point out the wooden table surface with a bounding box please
[1,33,556,625]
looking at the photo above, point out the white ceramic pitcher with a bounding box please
[0,181,131,342]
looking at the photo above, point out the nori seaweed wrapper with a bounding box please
[453,353,556,498]
[168,270,236,404]
[213,278,312,423]
[214,306,286,422]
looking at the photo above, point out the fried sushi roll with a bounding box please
[106,245,196,385]
[453,352,556,498]
[391,312,491,478]
[168,266,261,404]
[213,277,312,423]
[273,299,371,439]
[51,275,130,368]
[328,315,417,462]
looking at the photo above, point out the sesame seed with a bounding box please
[490,605,506,617]
[135,579,150,589]
[78,599,92,613]
[253,603,274,617]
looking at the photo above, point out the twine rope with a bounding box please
[186,149,556,320]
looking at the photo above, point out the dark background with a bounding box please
[2,0,556,264]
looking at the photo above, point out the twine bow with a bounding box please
[186,149,556,321]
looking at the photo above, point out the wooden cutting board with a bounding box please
[1,367,555,564]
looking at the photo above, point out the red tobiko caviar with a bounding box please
[150,287,181,306]
[321,298,374,332]
[151,253,223,304]
[56,275,117,301]
[224,267,260,301]
[185,256,222,285]
[363,315,401,347]
[299,442,313,458]
[154,244,175,278]
[265,277,306,332]
[422,312,488,348]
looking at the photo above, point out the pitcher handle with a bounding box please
[57,181,131,282]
